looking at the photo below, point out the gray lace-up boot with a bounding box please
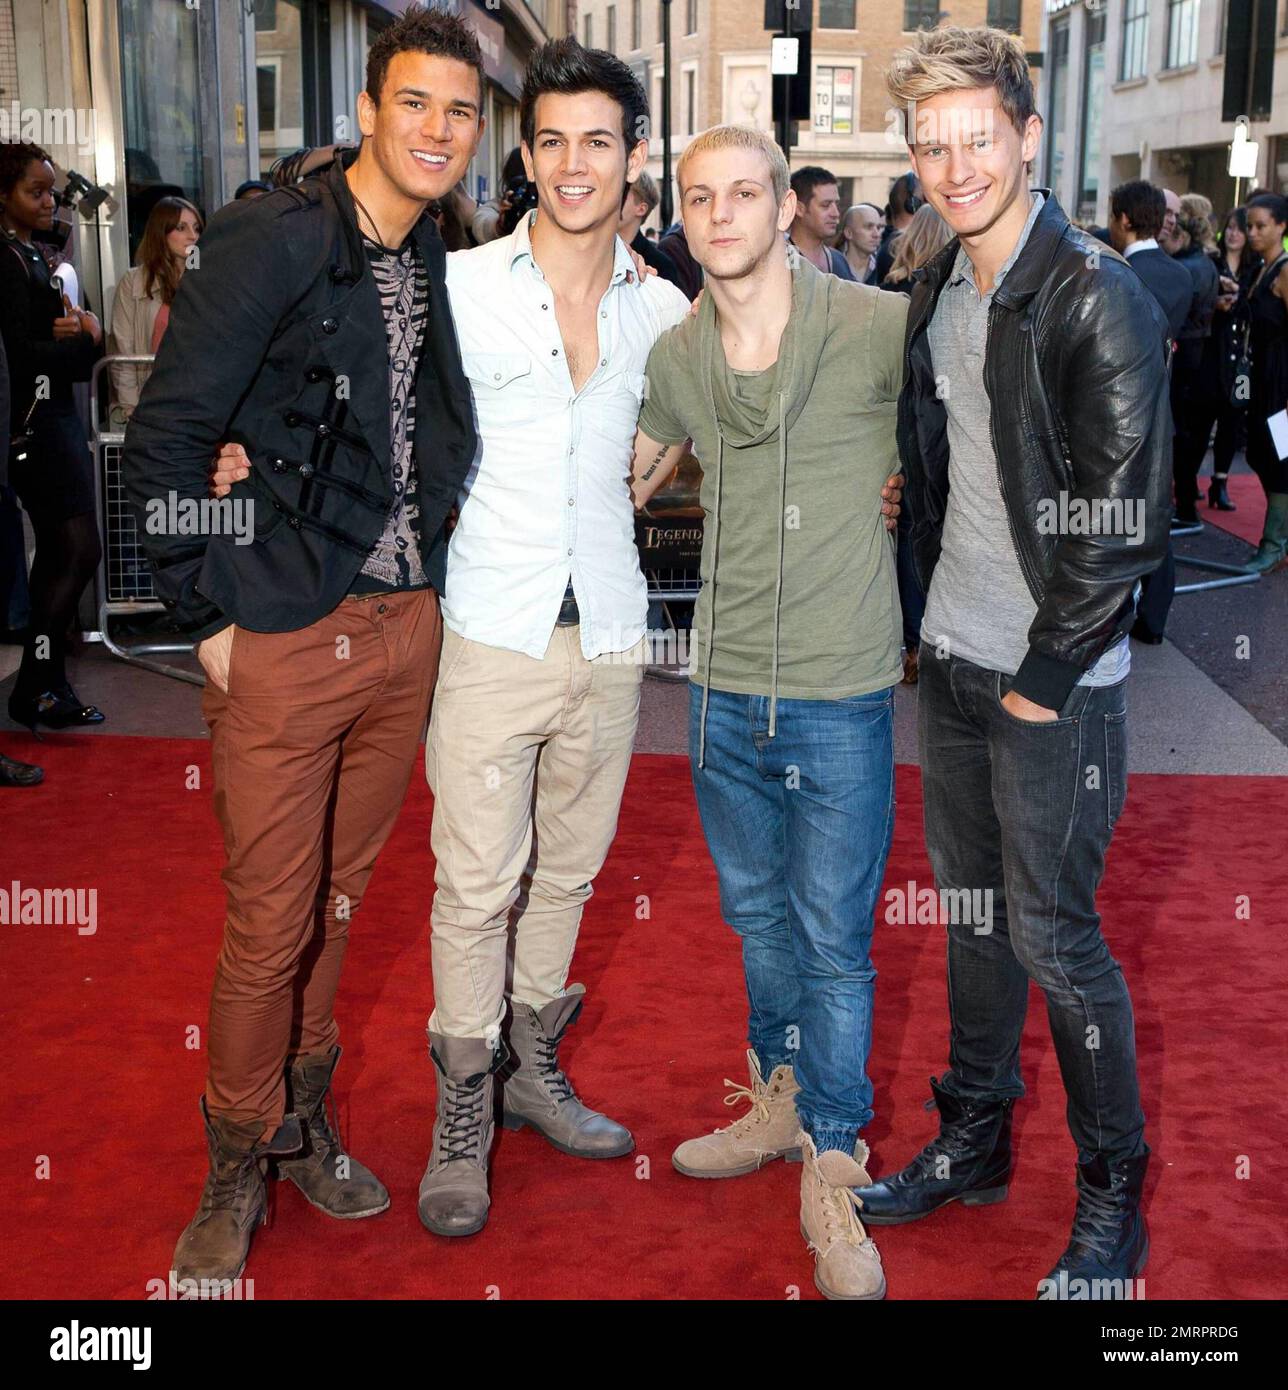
[417,1033,504,1238]
[500,985,634,1158]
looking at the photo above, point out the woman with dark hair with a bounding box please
[1242,193,1288,572]
[1200,207,1260,509]
[108,195,202,423]
[0,141,105,730]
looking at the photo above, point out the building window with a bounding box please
[1077,6,1106,219]
[632,0,642,50]
[903,3,939,32]
[608,5,617,51]
[1120,0,1149,80]
[819,0,857,28]
[986,2,1022,35]
[813,66,856,136]
[684,68,696,133]
[1045,15,1069,192]
[686,0,698,36]
[1165,0,1200,69]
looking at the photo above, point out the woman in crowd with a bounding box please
[877,203,952,683]
[108,196,202,424]
[1171,194,1221,525]
[878,202,952,296]
[0,141,105,731]
[1242,192,1288,573]
[1191,207,1260,511]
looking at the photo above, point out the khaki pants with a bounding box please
[425,625,644,1040]
[203,589,441,1136]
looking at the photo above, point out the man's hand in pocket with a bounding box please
[196,624,236,693]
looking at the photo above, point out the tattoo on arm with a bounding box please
[640,445,668,482]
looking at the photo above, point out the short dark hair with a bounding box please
[1109,180,1165,240]
[790,166,839,206]
[1248,191,1288,229]
[520,38,650,154]
[366,3,485,111]
[0,141,54,199]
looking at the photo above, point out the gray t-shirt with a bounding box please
[921,192,1129,688]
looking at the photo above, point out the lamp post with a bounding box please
[660,0,673,227]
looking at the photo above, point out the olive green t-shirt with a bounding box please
[639,259,907,700]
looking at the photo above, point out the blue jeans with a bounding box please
[688,682,896,1155]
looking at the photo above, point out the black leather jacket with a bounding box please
[123,149,476,639]
[898,193,1173,711]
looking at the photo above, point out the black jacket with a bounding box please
[122,149,476,639]
[1126,246,1192,341]
[899,193,1173,711]
[1174,242,1219,341]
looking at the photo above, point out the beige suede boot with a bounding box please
[799,1131,887,1300]
[672,1050,802,1178]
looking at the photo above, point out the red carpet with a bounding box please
[1205,474,1266,548]
[1,735,1284,1300]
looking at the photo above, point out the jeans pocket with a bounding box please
[1105,710,1128,830]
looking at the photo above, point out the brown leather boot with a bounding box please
[417,1033,503,1238]
[500,986,634,1158]
[171,1099,302,1291]
[275,1045,389,1219]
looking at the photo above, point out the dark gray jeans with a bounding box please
[917,644,1147,1163]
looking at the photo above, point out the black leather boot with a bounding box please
[1037,1150,1149,1300]
[1208,476,1236,511]
[850,1077,1013,1225]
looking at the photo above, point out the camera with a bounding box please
[499,175,539,236]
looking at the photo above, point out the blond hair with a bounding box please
[676,124,790,204]
[884,204,954,284]
[1178,192,1216,253]
[886,25,1037,139]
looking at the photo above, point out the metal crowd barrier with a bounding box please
[1169,518,1261,594]
[89,354,202,686]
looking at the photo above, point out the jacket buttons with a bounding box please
[322,318,339,334]
[298,463,314,478]
[328,264,347,282]
[287,516,302,529]
[272,501,283,511]
[305,366,325,382]
[284,411,301,427]
[271,457,288,473]
[316,423,331,438]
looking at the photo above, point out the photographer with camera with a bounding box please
[0,141,105,734]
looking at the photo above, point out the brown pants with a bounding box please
[201,589,441,1137]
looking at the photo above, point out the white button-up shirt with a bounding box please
[441,212,691,660]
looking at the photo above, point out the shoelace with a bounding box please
[437,1076,488,1163]
[811,1169,878,1255]
[206,1151,259,1210]
[532,1032,574,1104]
[1067,1180,1126,1262]
[716,1078,771,1134]
[906,1123,980,1179]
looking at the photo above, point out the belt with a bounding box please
[556,578,580,627]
